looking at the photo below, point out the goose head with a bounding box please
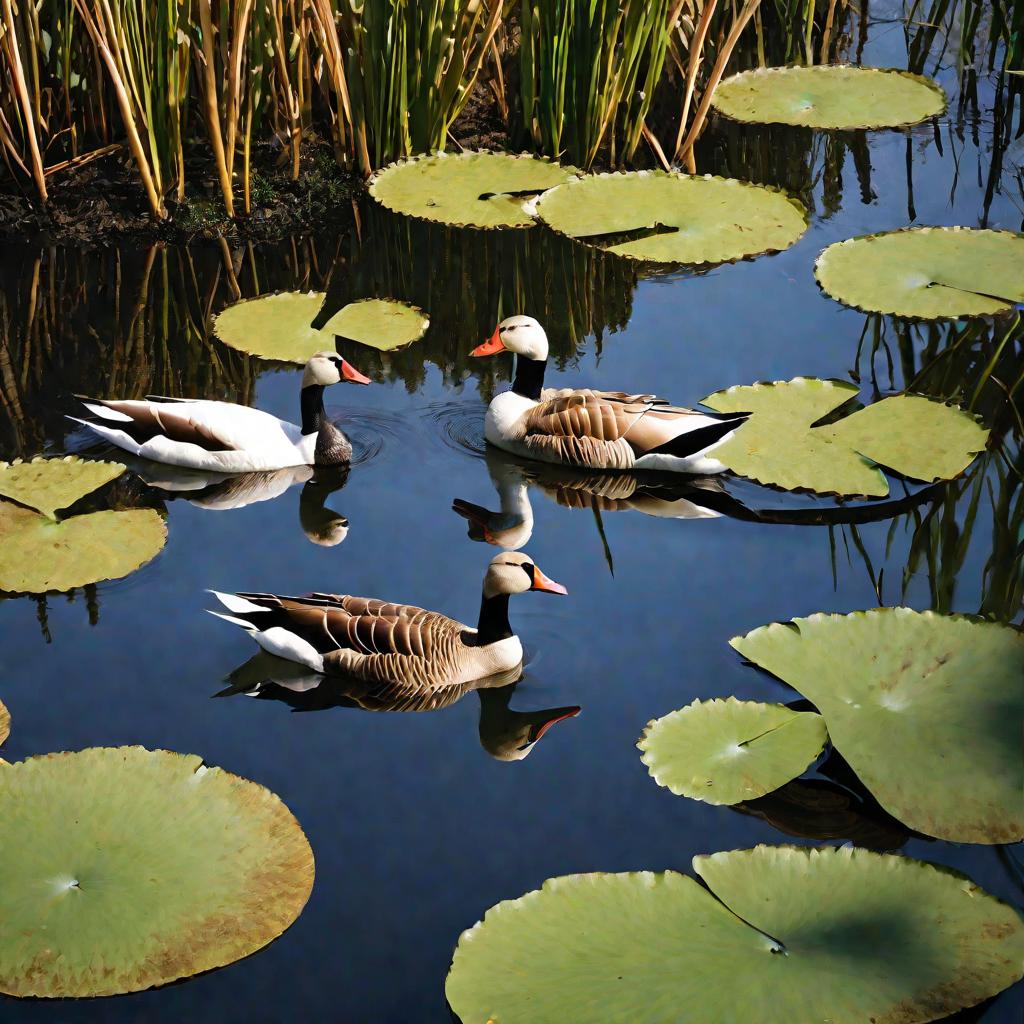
[302,351,371,388]
[478,685,581,761]
[483,550,567,598]
[471,315,549,362]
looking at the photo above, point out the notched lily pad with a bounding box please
[446,844,1024,1024]
[713,65,946,130]
[638,698,826,805]
[702,377,987,496]
[731,609,1024,844]
[0,456,124,518]
[214,292,428,363]
[534,171,808,264]
[0,501,166,593]
[0,746,315,997]
[368,152,578,229]
[815,228,1024,319]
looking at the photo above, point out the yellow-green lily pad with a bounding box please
[0,456,125,518]
[446,845,1024,1024]
[731,609,1024,844]
[702,378,988,496]
[713,66,946,130]
[638,698,827,805]
[368,151,578,229]
[815,228,1024,319]
[534,171,808,264]
[214,292,428,363]
[0,746,315,997]
[0,501,166,593]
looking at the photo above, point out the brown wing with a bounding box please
[85,398,235,452]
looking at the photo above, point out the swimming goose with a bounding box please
[470,315,749,474]
[70,352,370,472]
[208,551,567,689]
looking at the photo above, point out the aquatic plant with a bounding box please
[446,844,1024,1023]
[0,746,314,997]
[0,696,8,747]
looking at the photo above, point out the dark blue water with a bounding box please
[1,8,1021,1023]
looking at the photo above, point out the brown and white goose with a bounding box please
[70,352,369,472]
[470,315,749,474]
[208,551,567,689]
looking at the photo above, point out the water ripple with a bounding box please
[421,400,489,461]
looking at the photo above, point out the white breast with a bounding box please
[485,392,538,447]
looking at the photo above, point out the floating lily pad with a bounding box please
[702,378,987,496]
[0,698,8,747]
[0,456,124,518]
[712,66,946,130]
[534,171,808,264]
[368,152,578,229]
[0,501,166,593]
[815,228,1024,318]
[0,746,314,997]
[638,698,826,805]
[214,292,428,363]
[731,609,1024,844]
[447,844,1024,1024]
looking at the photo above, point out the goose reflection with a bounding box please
[131,461,350,546]
[217,653,580,762]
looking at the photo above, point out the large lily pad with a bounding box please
[0,698,8,747]
[368,152,578,229]
[702,378,987,496]
[731,609,1024,844]
[815,228,1024,319]
[534,172,808,264]
[0,501,166,593]
[446,844,1024,1024]
[638,698,826,805]
[0,456,124,518]
[0,746,314,997]
[214,292,428,363]
[712,66,946,130]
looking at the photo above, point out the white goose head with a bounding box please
[471,315,549,363]
[482,550,567,599]
[302,351,371,388]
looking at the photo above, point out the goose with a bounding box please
[470,315,749,474]
[208,551,567,689]
[69,351,370,472]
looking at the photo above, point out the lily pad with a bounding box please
[534,171,808,264]
[712,66,946,130]
[0,698,8,747]
[0,456,124,518]
[0,501,166,593]
[638,698,826,805]
[446,844,1024,1024]
[214,292,428,363]
[731,609,1024,844]
[815,228,1024,319]
[368,152,578,229]
[0,746,314,997]
[702,378,987,496]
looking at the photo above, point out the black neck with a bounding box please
[301,385,326,435]
[512,357,547,401]
[476,593,512,644]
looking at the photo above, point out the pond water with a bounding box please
[1,8,1021,1023]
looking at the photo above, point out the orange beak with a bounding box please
[340,359,371,385]
[532,706,581,742]
[470,326,506,358]
[531,565,568,595]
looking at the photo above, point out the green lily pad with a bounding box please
[702,378,987,496]
[0,501,166,593]
[0,456,124,518]
[534,172,808,264]
[731,609,1024,844]
[368,152,578,229]
[214,292,428,363]
[0,746,314,997]
[712,66,946,130]
[447,844,1024,1024]
[638,698,826,805]
[815,228,1024,319]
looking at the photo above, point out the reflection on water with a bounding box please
[218,655,580,762]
